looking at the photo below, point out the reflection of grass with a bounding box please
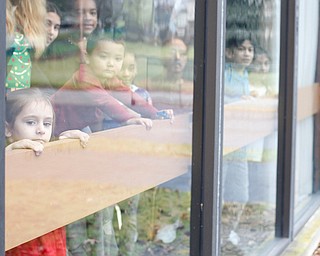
[114,187,191,255]
[36,41,194,92]
[221,202,275,255]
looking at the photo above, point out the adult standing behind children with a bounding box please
[150,37,189,108]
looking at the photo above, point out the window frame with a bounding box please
[1,0,6,254]
[190,0,226,255]
[275,0,298,239]
[2,0,320,255]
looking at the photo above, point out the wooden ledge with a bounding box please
[5,84,319,250]
[6,114,192,250]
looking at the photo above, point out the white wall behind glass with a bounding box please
[295,0,319,209]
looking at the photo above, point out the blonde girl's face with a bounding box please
[46,12,61,46]
[88,40,125,82]
[74,0,98,36]
[118,53,137,86]
[6,101,53,144]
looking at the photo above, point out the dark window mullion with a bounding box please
[1,0,6,254]
[190,0,206,252]
[190,0,225,255]
[276,0,298,238]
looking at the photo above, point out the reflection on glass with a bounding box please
[222,0,279,254]
[295,1,320,222]
[5,0,194,255]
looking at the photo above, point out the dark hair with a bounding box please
[46,1,62,18]
[6,88,54,126]
[162,37,189,52]
[86,33,125,55]
[225,28,257,49]
[72,0,99,20]
[254,46,271,62]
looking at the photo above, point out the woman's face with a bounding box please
[74,0,98,36]
[46,12,61,46]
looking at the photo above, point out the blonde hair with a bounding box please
[6,0,15,36]
[13,0,47,59]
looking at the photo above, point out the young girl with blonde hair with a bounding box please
[6,0,47,91]
[11,0,47,59]
[6,0,15,42]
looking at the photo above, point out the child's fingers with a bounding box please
[22,140,44,156]
[168,110,175,124]
[145,120,153,130]
[59,130,90,148]
[79,134,90,148]
[141,119,153,130]
[28,141,44,156]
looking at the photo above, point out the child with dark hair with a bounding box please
[52,34,173,255]
[249,46,277,97]
[224,29,256,104]
[46,1,62,47]
[118,52,153,105]
[31,1,62,91]
[223,29,255,246]
[48,0,100,87]
[52,34,173,135]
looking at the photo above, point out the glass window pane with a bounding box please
[222,0,280,254]
[5,0,194,255]
[295,0,320,221]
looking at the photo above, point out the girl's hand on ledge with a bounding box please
[59,130,90,148]
[6,139,45,156]
[125,117,153,130]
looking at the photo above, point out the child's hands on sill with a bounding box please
[59,130,90,148]
[6,139,45,156]
[126,117,153,130]
[241,95,256,101]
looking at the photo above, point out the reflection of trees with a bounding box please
[52,0,196,45]
[227,0,278,57]
[123,0,155,42]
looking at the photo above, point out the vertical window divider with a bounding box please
[1,0,6,254]
[190,0,226,255]
[276,0,299,238]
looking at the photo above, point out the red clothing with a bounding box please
[6,228,66,256]
[51,65,158,135]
